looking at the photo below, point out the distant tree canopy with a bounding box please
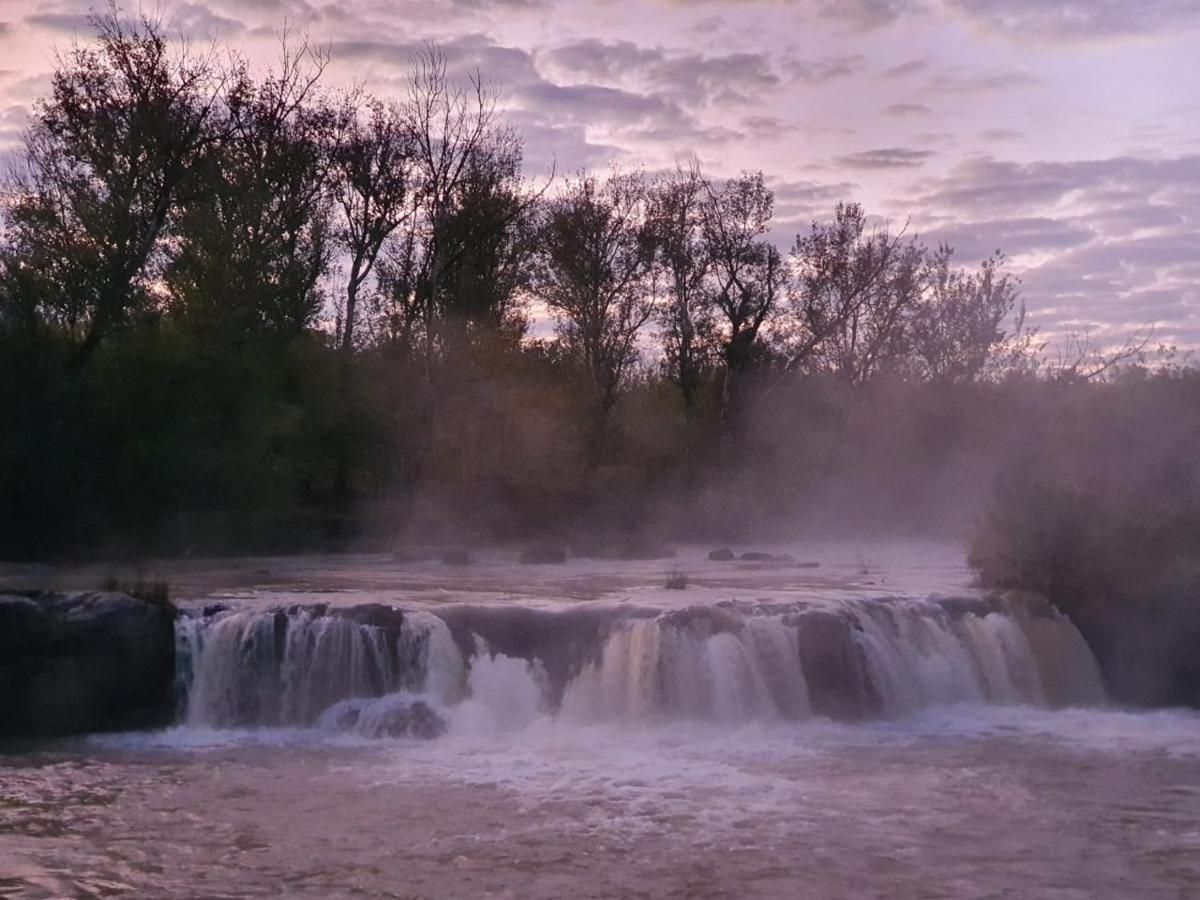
[0,9,1174,561]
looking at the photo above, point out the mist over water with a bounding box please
[4,544,1200,897]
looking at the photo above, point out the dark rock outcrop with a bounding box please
[0,591,176,737]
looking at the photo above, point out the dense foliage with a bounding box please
[0,12,1186,569]
[969,369,1200,705]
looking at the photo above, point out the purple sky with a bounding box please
[1,0,1198,348]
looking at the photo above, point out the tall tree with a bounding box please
[647,162,715,468]
[909,247,1033,383]
[700,171,782,422]
[166,42,339,340]
[433,131,535,339]
[0,7,221,363]
[789,202,922,384]
[532,171,655,426]
[400,44,502,364]
[332,98,414,352]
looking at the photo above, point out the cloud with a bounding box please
[946,0,1200,41]
[24,12,93,34]
[329,34,542,88]
[542,39,780,107]
[450,0,548,8]
[172,3,246,39]
[506,113,623,174]
[664,0,910,32]
[740,115,799,140]
[514,81,701,139]
[884,103,932,117]
[923,215,1095,259]
[978,128,1025,142]
[926,67,1039,93]
[911,155,1200,216]
[909,154,1200,343]
[881,60,927,78]
[785,54,866,84]
[837,147,935,169]
[812,0,910,31]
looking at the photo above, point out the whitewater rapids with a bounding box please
[174,593,1103,734]
[5,543,1198,898]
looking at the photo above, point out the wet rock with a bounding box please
[0,591,176,737]
[324,695,447,740]
[367,699,446,739]
[519,544,567,564]
[793,609,881,721]
[708,548,735,561]
[739,551,794,562]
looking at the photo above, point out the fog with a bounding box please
[2,11,1200,899]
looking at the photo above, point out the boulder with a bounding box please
[323,695,447,740]
[0,591,176,737]
[739,551,794,562]
[707,548,735,561]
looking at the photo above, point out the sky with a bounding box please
[0,0,1198,349]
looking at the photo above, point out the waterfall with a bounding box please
[174,595,1105,733]
[177,606,462,728]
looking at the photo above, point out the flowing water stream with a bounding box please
[3,542,1199,898]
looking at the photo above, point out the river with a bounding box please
[2,542,1199,898]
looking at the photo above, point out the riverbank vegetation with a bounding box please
[1,11,1193,580]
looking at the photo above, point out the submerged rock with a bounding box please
[319,694,447,740]
[739,551,794,563]
[0,591,176,737]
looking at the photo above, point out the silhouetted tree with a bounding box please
[700,171,782,422]
[647,162,716,470]
[532,171,655,431]
[909,247,1034,383]
[789,202,922,384]
[0,7,222,364]
[333,98,414,352]
[433,130,535,338]
[400,44,503,365]
[166,42,338,340]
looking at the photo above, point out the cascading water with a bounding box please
[173,594,1105,736]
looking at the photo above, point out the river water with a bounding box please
[3,542,1199,898]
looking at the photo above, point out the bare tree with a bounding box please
[532,171,655,424]
[700,171,783,421]
[1051,327,1156,383]
[333,98,414,352]
[401,44,501,364]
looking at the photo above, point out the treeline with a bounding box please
[0,11,1182,561]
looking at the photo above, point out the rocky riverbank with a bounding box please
[0,591,176,737]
